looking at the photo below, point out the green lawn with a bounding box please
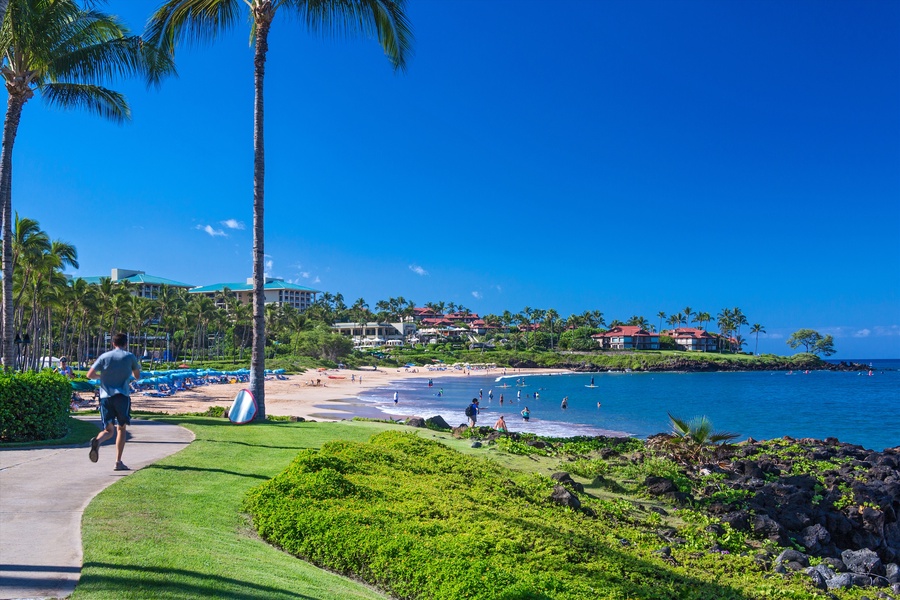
[75,418,399,600]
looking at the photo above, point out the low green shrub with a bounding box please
[0,370,71,442]
[244,431,788,599]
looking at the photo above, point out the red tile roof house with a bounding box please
[593,326,660,350]
[664,327,718,352]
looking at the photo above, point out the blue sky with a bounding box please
[12,0,899,358]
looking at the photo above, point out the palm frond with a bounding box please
[40,82,129,122]
[144,0,243,55]
[289,0,413,71]
[668,412,691,438]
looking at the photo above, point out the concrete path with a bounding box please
[0,418,194,600]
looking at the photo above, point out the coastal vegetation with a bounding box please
[75,415,894,599]
[5,217,844,381]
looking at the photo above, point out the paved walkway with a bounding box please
[0,418,194,599]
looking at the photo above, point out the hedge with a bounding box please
[0,370,71,443]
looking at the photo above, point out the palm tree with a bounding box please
[656,311,666,334]
[544,308,559,350]
[696,311,711,331]
[147,0,412,420]
[749,323,766,355]
[667,413,739,463]
[1,0,171,369]
[682,306,694,327]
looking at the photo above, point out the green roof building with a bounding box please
[77,269,194,300]
[190,277,320,311]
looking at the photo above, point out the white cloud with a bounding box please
[196,224,226,237]
[300,272,310,279]
[265,259,274,270]
[853,329,871,338]
[409,264,428,276]
[472,291,483,299]
[874,325,900,337]
[313,276,321,284]
[221,219,245,230]
[766,333,784,339]
[492,284,503,293]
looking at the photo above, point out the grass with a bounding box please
[74,417,398,600]
[74,417,863,599]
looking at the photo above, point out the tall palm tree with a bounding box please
[682,306,693,327]
[749,323,766,355]
[696,311,711,331]
[1,0,171,369]
[544,308,559,350]
[146,0,411,419]
[656,311,666,334]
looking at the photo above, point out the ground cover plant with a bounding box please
[244,429,842,599]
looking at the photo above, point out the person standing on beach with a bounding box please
[521,406,530,421]
[393,391,399,404]
[86,333,141,471]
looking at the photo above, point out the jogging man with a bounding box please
[87,333,141,471]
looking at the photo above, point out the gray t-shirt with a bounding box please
[91,348,140,399]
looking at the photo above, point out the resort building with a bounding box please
[593,326,660,350]
[665,327,718,352]
[189,277,320,311]
[331,322,417,348]
[77,268,194,300]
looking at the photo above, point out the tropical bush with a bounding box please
[0,370,71,442]
[245,430,825,599]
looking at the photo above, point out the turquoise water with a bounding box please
[360,360,899,451]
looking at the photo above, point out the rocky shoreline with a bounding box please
[644,434,900,593]
[507,356,875,373]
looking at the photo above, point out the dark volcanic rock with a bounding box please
[550,485,581,509]
[425,415,451,430]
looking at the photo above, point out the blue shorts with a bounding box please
[100,394,131,428]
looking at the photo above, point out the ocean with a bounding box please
[357,359,899,452]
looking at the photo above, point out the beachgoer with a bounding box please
[488,389,493,401]
[55,357,75,379]
[393,391,399,404]
[86,333,141,471]
[561,396,568,410]
[467,398,479,427]
[479,388,483,400]
[494,415,509,433]
[517,390,521,401]
[597,401,602,408]
[535,392,539,400]
[351,374,356,382]
[499,393,504,405]
[521,407,530,421]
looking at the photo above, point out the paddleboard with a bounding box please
[229,389,257,424]
[585,385,598,388]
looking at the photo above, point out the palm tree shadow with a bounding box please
[79,562,316,599]
[145,463,271,480]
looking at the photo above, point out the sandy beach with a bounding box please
[126,366,569,422]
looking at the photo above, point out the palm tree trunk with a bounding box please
[1,93,27,371]
[250,7,274,421]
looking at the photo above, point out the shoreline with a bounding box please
[125,366,570,423]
